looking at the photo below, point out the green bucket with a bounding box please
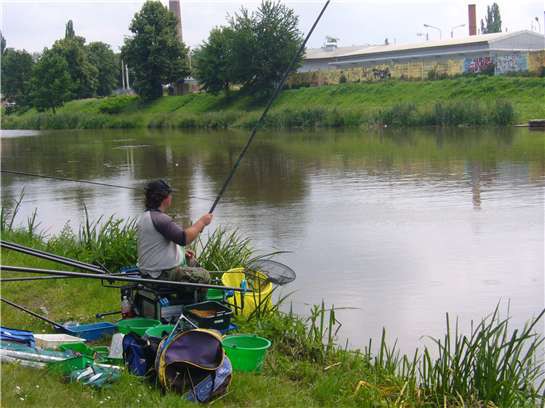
[222,334,271,373]
[116,318,160,336]
[144,324,175,339]
[206,288,226,302]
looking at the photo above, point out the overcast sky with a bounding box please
[2,0,544,54]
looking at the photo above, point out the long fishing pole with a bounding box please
[1,240,107,274]
[0,265,251,293]
[208,0,331,214]
[1,170,210,201]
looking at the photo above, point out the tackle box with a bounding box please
[184,301,233,331]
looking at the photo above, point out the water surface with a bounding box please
[1,127,543,352]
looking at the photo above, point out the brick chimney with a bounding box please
[169,0,183,43]
[468,4,477,36]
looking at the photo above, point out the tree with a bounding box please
[87,42,118,96]
[1,31,6,55]
[52,38,98,99]
[121,1,190,100]
[65,20,75,39]
[231,1,303,96]
[480,3,502,34]
[1,49,34,109]
[50,20,98,99]
[192,27,235,95]
[30,49,72,113]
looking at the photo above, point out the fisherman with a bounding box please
[137,179,213,292]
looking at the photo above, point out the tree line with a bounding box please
[2,0,302,114]
[1,21,119,113]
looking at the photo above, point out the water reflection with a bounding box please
[1,127,543,352]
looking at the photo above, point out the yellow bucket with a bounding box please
[221,267,273,317]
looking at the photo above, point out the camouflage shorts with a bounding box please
[159,266,211,284]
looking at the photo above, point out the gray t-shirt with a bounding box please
[137,210,187,278]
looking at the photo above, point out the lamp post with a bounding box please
[416,32,429,41]
[424,24,442,39]
[536,17,541,33]
[450,24,466,38]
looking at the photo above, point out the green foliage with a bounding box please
[416,308,545,406]
[229,0,303,96]
[0,30,6,55]
[122,0,190,100]
[1,48,34,109]
[147,110,241,129]
[87,42,118,97]
[192,27,235,95]
[98,95,136,114]
[65,20,75,39]
[193,1,303,97]
[193,227,254,272]
[52,36,98,99]
[5,76,541,129]
[481,2,502,34]
[46,215,137,272]
[30,48,72,113]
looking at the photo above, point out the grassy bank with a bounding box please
[4,76,544,130]
[1,205,544,407]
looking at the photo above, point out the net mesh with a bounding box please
[245,259,296,286]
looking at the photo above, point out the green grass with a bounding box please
[4,76,544,129]
[1,208,544,406]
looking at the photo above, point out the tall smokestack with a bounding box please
[169,0,183,43]
[468,4,477,36]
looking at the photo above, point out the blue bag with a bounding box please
[122,333,158,377]
[0,326,35,347]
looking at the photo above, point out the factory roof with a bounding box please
[305,30,545,61]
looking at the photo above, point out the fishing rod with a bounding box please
[208,0,331,214]
[1,272,140,283]
[0,265,251,293]
[1,169,210,201]
[1,240,108,274]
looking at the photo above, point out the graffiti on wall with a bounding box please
[464,57,494,73]
[372,67,391,80]
[288,51,542,87]
[495,54,528,74]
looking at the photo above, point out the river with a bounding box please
[1,127,543,353]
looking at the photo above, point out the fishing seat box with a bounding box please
[184,300,233,331]
[127,284,203,324]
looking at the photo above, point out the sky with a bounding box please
[1,0,544,54]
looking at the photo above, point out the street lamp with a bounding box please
[424,24,442,40]
[450,24,466,38]
[416,32,429,41]
[536,17,541,33]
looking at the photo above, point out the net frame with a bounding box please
[245,259,296,286]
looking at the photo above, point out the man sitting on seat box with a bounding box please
[137,179,213,290]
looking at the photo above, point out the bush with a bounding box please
[98,95,136,114]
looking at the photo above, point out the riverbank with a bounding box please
[3,76,544,130]
[1,210,544,407]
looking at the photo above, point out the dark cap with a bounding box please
[145,179,172,195]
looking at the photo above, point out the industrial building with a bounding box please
[300,30,545,75]
[293,4,545,85]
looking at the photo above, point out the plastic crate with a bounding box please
[184,301,233,331]
[63,322,117,341]
[48,356,94,375]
